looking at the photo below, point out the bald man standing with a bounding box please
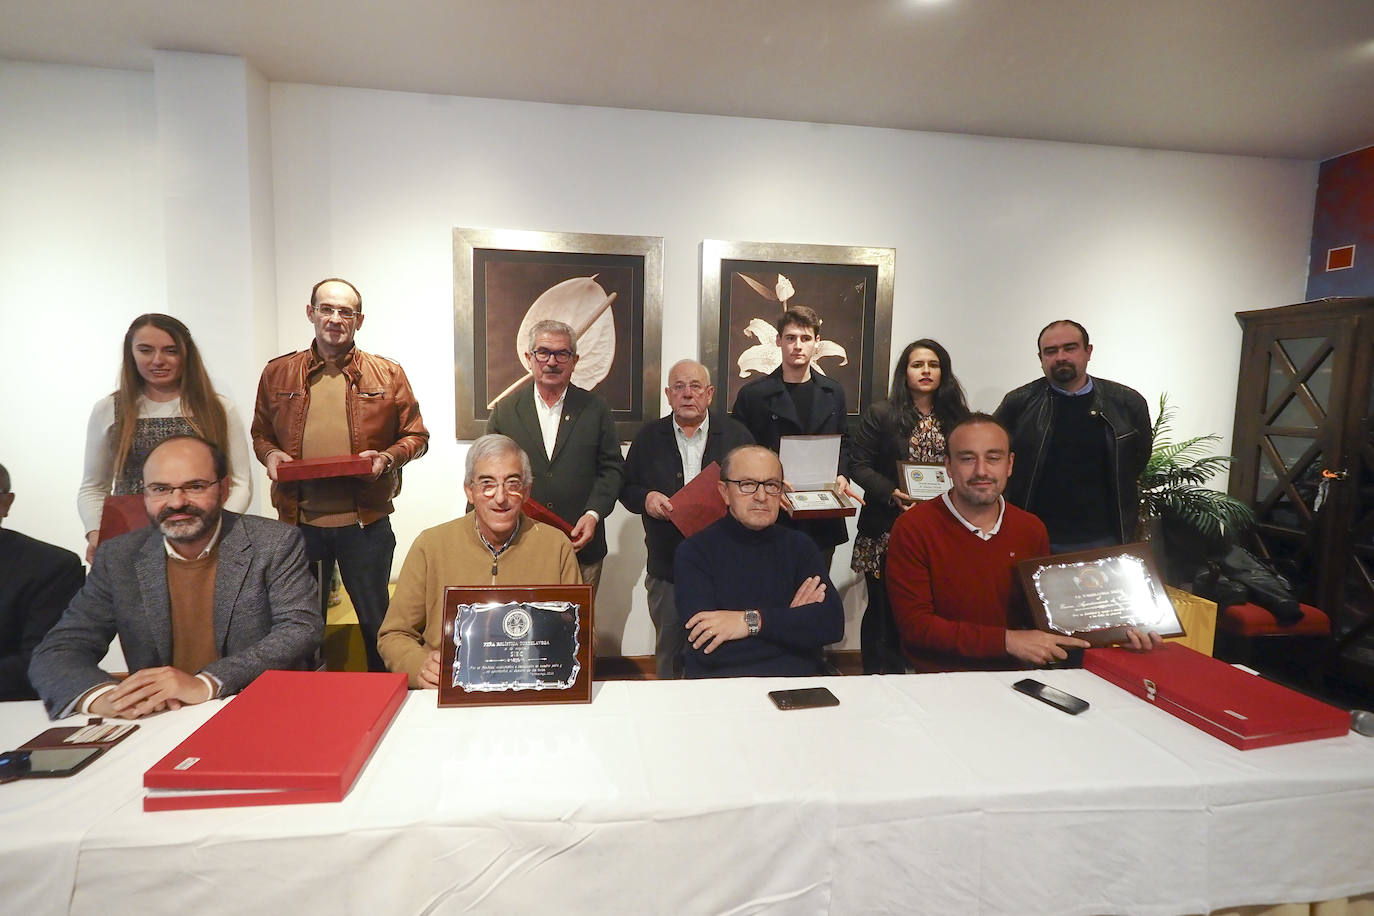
[621,360,753,677]
[253,278,429,671]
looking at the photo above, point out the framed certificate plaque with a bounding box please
[439,585,594,707]
[1015,543,1185,648]
[897,462,950,500]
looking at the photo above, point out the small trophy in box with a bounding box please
[779,435,858,520]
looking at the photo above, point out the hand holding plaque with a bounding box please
[897,462,951,501]
[1015,544,1185,648]
[778,435,857,520]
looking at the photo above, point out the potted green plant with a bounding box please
[1138,394,1254,581]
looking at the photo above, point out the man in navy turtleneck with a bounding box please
[994,319,1151,554]
[673,445,845,678]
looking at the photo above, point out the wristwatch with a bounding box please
[744,609,761,637]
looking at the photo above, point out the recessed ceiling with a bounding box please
[4,0,1374,160]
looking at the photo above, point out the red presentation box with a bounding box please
[522,498,575,536]
[669,461,726,539]
[276,454,374,482]
[1085,643,1348,750]
[143,670,406,810]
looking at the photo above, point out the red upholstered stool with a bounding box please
[1215,602,1331,684]
[1219,602,1331,637]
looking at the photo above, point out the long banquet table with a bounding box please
[3,669,1373,915]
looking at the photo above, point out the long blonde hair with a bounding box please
[111,314,231,483]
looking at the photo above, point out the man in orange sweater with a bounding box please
[886,414,1092,672]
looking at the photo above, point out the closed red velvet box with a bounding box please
[1084,643,1348,750]
[275,454,374,482]
[143,670,406,810]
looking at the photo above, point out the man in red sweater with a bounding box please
[886,414,1092,672]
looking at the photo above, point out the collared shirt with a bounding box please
[940,491,1006,542]
[1049,375,1095,397]
[674,413,710,483]
[162,516,224,560]
[533,386,569,461]
[78,519,225,714]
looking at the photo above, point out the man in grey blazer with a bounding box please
[486,319,624,591]
[30,436,321,719]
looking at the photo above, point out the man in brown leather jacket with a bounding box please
[252,278,429,671]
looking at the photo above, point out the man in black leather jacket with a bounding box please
[993,320,1151,552]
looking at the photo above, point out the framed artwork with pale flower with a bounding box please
[453,227,663,441]
[699,240,895,430]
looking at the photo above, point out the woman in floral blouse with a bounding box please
[850,338,969,673]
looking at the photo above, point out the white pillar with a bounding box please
[153,51,276,511]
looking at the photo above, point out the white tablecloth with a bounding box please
[2,670,1372,915]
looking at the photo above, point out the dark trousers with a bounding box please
[301,517,395,672]
[859,572,905,675]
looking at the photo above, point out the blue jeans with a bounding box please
[301,517,395,672]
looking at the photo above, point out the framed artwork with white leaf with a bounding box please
[699,239,895,431]
[453,227,663,441]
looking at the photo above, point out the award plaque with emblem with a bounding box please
[896,461,951,500]
[439,585,594,707]
[778,434,858,520]
[1015,543,1185,648]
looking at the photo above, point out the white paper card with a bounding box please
[779,435,841,490]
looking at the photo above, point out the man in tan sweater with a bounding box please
[378,435,581,688]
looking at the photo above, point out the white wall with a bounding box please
[2,58,1317,655]
[0,60,166,542]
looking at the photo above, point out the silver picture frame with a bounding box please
[699,239,896,426]
[454,227,664,441]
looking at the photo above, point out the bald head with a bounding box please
[666,359,714,429]
[718,446,784,531]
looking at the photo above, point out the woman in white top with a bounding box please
[78,314,253,560]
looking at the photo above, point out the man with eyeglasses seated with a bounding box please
[252,277,429,672]
[620,360,754,678]
[487,319,624,593]
[29,436,321,719]
[377,435,581,688]
[673,445,844,678]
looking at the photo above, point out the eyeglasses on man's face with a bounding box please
[312,304,360,321]
[530,348,575,364]
[722,477,784,496]
[144,479,221,499]
[475,478,526,498]
[669,382,708,394]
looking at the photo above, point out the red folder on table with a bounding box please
[669,461,726,539]
[1084,643,1348,750]
[142,670,407,811]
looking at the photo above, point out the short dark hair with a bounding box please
[774,306,822,337]
[143,434,229,482]
[1036,319,1089,352]
[0,462,10,494]
[945,412,1011,451]
[311,277,363,312]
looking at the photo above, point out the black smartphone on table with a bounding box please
[1013,678,1090,715]
[0,746,106,783]
[769,687,840,710]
